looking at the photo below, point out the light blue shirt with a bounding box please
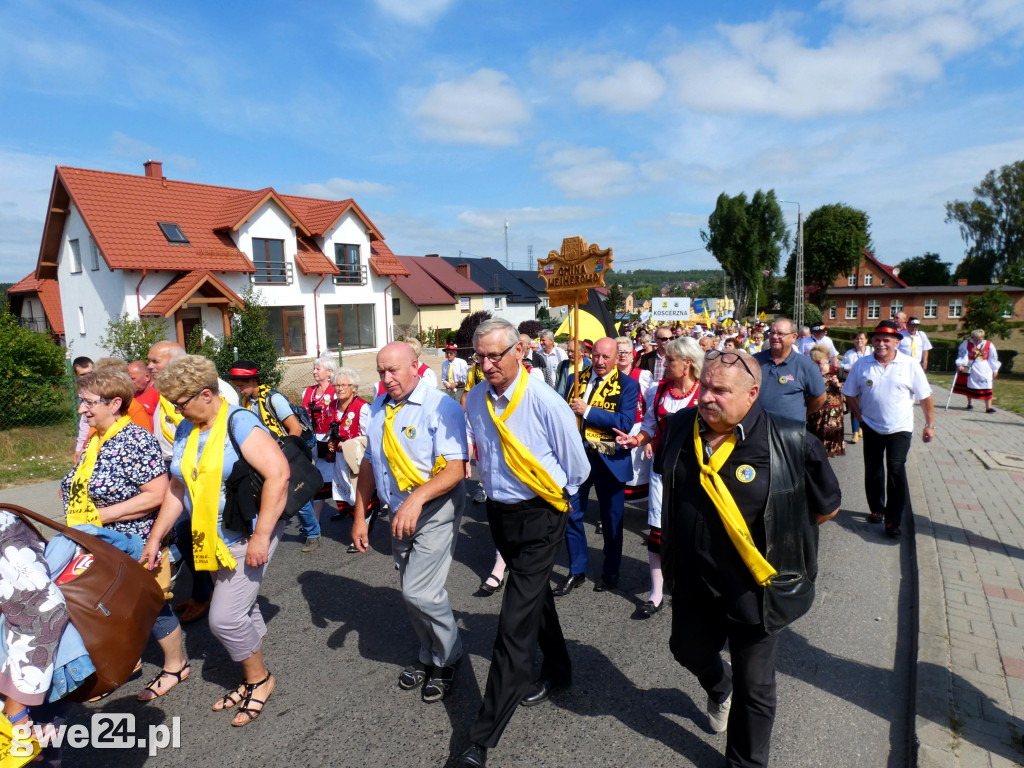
[244,390,293,426]
[365,379,469,510]
[465,364,590,503]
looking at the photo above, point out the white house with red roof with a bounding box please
[24,161,408,360]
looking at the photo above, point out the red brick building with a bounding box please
[825,250,1024,327]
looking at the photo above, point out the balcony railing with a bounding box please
[250,260,293,285]
[333,263,367,286]
[17,317,50,334]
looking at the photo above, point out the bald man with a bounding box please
[353,342,469,704]
[129,359,160,419]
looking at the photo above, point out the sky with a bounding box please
[1,0,1023,283]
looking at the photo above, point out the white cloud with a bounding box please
[373,0,457,25]
[456,206,599,230]
[0,149,60,282]
[546,54,665,113]
[662,10,982,118]
[546,147,642,199]
[292,178,397,198]
[413,69,531,146]
[111,133,196,171]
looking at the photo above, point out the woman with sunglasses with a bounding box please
[59,370,188,701]
[614,337,704,618]
[142,355,290,728]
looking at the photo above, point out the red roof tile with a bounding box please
[395,257,457,304]
[8,272,64,335]
[295,234,339,275]
[413,256,486,295]
[865,249,908,288]
[140,271,244,318]
[35,166,389,280]
[369,241,410,277]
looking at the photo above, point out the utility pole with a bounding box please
[780,200,803,329]
[504,219,509,268]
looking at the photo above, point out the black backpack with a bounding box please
[262,388,314,453]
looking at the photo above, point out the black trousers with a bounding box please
[670,589,780,768]
[861,426,912,526]
[468,499,571,748]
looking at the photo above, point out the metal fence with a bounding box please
[0,376,78,430]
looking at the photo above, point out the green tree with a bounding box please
[958,288,1012,340]
[946,160,1024,283]
[801,203,871,308]
[603,283,625,318]
[212,287,282,388]
[99,313,167,362]
[952,255,995,285]
[0,312,70,428]
[895,252,951,286]
[455,310,492,352]
[632,285,654,302]
[0,312,66,377]
[701,189,789,320]
[518,319,544,338]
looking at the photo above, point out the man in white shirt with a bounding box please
[537,330,567,387]
[441,344,468,397]
[799,324,839,365]
[842,320,935,538]
[899,317,932,369]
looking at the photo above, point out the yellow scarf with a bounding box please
[181,399,238,571]
[66,415,132,526]
[157,395,184,443]
[466,364,485,391]
[382,400,446,492]
[487,369,569,513]
[692,418,777,586]
[242,385,285,440]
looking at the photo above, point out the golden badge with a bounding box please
[736,465,756,483]
[778,375,788,385]
[866,379,873,387]
[404,425,417,439]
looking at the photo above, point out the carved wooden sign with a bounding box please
[537,235,613,307]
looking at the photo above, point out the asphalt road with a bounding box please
[47,436,913,768]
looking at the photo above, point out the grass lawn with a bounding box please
[0,423,75,489]
[927,372,1024,416]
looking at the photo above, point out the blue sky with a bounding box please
[1,0,1023,282]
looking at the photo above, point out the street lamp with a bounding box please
[780,200,803,329]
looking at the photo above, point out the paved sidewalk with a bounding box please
[912,383,1024,767]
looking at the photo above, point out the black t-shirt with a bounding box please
[660,401,841,623]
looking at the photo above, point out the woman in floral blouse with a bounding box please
[60,369,187,702]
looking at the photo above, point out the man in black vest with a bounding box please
[655,349,841,768]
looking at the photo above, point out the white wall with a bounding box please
[56,205,129,360]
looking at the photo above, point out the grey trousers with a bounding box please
[391,483,465,667]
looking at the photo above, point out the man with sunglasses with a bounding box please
[751,318,826,424]
[637,326,675,382]
[656,348,840,768]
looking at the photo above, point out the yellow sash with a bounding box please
[486,369,569,513]
[242,385,285,440]
[578,370,621,444]
[66,415,132,526]
[382,401,446,492]
[157,395,184,443]
[692,418,777,586]
[181,399,237,571]
[466,364,485,391]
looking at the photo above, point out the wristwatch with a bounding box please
[924,423,936,429]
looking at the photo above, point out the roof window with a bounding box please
[158,222,190,244]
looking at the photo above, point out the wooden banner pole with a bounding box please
[571,301,580,401]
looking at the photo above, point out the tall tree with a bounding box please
[603,283,625,318]
[701,189,789,319]
[801,203,871,308]
[959,288,1012,340]
[946,160,1024,283]
[895,252,952,286]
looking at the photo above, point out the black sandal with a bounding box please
[212,682,248,712]
[231,671,274,728]
[479,574,504,594]
[138,661,190,701]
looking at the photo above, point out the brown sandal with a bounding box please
[231,672,275,727]
[137,662,190,701]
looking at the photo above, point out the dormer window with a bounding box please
[158,222,190,244]
[864,274,873,286]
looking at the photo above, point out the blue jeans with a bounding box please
[295,500,320,538]
[566,454,626,580]
[851,412,861,434]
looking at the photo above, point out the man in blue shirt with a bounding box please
[752,318,826,424]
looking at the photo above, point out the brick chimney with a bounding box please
[143,160,163,179]
[957,278,968,286]
[456,263,471,280]
[425,253,440,258]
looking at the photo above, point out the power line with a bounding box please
[613,246,708,266]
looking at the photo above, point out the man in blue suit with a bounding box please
[555,337,640,596]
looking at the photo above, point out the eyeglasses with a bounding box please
[705,350,756,380]
[655,335,672,342]
[77,396,110,408]
[173,392,201,412]
[768,329,796,337]
[476,342,517,365]
[616,350,632,357]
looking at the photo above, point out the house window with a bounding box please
[848,275,855,286]
[252,238,290,284]
[867,299,880,320]
[78,306,85,335]
[845,301,858,320]
[493,297,503,310]
[324,304,376,351]
[392,298,400,316]
[158,222,189,244]
[828,305,836,320]
[881,277,887,285]
[334,244,365,285]
[89,238,100,270]
[923,299,938,318]
[266,306,306,356]
[864,274,873,286]
[69,239,82,274]
[1002,301,1013,319]
[890,299,903,319]
[948,298,963,318]
[460,297,470,313]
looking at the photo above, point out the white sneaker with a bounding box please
[707,693,731,733]
[473,486,487,503]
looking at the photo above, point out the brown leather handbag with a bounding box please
[4,505,165,702]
